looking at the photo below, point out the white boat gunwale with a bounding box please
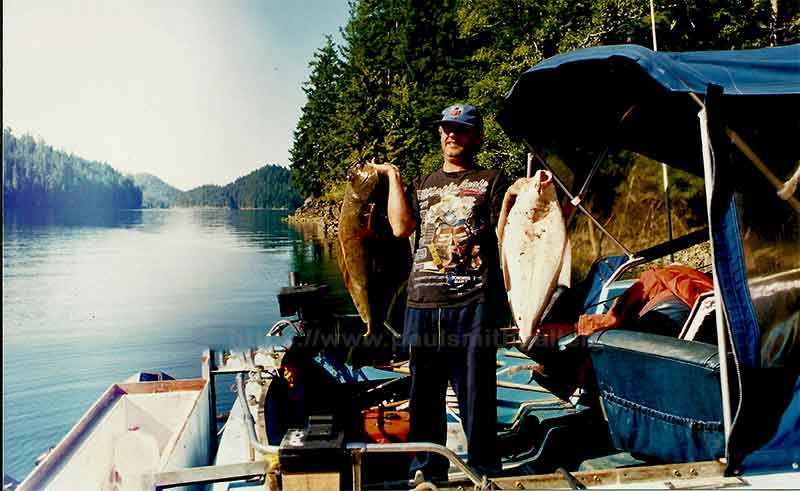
[18,379,208,491]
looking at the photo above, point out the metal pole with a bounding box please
[567,105,635,215]
[698,107,734,443]
[152,461,270,490]
[663,164,674,262]
[649,0,658,52]
[526,152,533,178]
[651,0,675,261]
[526,143,634,258]
[346,442,486,489]
[203,349,219,459]
[234,374,281,456]
[352,450,363,491]
[726,128,800,214]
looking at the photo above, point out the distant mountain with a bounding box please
[174,164,302,210]
[3,128,142,209]
[176,184,230,208]
[131,173,183,208]
[3,127,302,211]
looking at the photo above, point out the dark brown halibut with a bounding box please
[338,161,412,335]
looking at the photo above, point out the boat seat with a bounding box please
[588,330,726,463]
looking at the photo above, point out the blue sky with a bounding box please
[2,0,351,190]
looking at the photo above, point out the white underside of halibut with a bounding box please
[501,171,570,349]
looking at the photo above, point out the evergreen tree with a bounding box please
[288,0,798,198]
[290,37,347,197]
[2,128,142,209]
[173,164,302,210]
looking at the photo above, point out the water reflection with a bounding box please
[286,221,354,315]
[3,208,143,232]
[2,208,353,480]
[180,208,297,251]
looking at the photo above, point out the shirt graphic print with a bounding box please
[415,180,489,292]
[406,167,506,308]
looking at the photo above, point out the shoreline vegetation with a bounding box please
[287,0,798,202]
[283,1,794,279]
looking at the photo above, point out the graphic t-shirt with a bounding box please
[406,167,508,308]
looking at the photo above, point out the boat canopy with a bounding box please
[497,44,800,474]
[497,44,800,177]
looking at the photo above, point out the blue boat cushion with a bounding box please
[741,373,800,473]
[588,330,725,463]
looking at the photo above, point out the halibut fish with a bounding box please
[338,161,412,336]
[500,170,570,351]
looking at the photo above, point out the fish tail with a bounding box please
[363,320,372,337]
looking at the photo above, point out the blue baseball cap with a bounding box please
[434,103,483,129]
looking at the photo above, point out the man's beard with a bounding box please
[444,142,469,159]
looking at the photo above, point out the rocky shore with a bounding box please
[284,197,341,237]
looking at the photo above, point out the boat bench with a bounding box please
[587,330,726,463]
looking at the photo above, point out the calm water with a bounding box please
[2,208,349,480]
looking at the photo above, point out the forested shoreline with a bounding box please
[3,128,142,209]
[173,165,303,210]
[3,128,302,211]
[289,0,798,199]
[5,1,796,215]
[287,0,798,277]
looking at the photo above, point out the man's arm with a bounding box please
[372,162,416,238]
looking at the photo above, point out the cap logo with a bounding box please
[449,106,462,117]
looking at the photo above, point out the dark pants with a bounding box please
[403,303,501,478]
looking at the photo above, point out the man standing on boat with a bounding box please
[373,103,508,481]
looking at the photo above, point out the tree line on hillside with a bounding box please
[3,128,142,209]
[3,128,303,211]
[173,165,303,210]
[131,173,184,209]
[289,0,799,199]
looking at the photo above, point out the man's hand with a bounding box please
[503,177,530,205]
[368,159,401,179]
[368,159,416,238]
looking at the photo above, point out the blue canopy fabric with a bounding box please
[497,44,800,473]
[741,373,800,474]
[497,44,800,177]
[527,44,800,96]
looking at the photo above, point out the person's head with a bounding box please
[435,104,483,166]
[279,346,312,389]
